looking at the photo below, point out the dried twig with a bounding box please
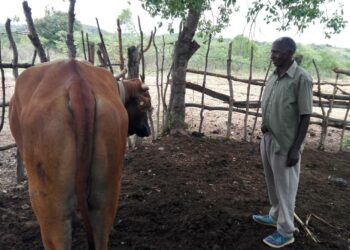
[294,213,320,243]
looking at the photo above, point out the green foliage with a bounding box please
[118,8,136,34]
[140,0,237,36]
[247,0,347,38]
[34,10,82,51]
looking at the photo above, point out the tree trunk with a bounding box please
[169,7,201,131]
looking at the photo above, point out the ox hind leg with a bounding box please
[87,113,126,250]
[88,140,124,250]
[24,113,77,250]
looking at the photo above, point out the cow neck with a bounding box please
[122,80,138,105]
[117,80,126,105]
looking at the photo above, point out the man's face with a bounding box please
[270,42,291,68]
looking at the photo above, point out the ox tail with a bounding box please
[68,78,96,250]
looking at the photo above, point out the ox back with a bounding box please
[9,59,128,250]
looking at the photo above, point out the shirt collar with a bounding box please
[273,60,298,78]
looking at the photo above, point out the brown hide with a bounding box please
[9,59,129,250]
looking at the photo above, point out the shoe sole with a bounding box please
[252,216,277,227]
[263,237,295,248]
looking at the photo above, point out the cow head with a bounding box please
[123,79,152,137]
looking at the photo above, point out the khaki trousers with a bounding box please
[260,132,301,238]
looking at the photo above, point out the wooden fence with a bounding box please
[1,1,350,161]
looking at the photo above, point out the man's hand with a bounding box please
[287,147,300,167]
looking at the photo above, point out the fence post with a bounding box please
[226,42,233,139]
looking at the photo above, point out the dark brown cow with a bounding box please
[9,59,151,250]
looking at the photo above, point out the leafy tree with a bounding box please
[118,8,137,34]
[140,0,346,132]
[34,9,82,51]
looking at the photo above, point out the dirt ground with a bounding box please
[0,133,349,250]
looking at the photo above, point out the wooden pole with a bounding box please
[66,0,76,58]
[22,1,48,62]
[244,45,253,141]
[117,19,125,71]
[339,101,350,151]
[96,18,113,74]
[0,39,5,133]
[153,27,160,138]
[251,61,271,140]
[81,31,87,60]
[5,19,19,79]
[199,34,212,134]
[138,16,145,82]
[226,42,233,139]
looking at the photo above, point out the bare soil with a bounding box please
[1,134,349,250]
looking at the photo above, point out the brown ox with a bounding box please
[9,59,151,250]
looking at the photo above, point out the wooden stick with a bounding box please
[5,19,19,79]
[138,16,145,82]
[0,143,17,151]
[117,19,125,71]
[81,31,87,60]
[294,213,320,243]
[0,39,5,133]
[153,27,160,138]
[66,0,76,58]
[160,35,166,131]
[226,42,233,139]
[22,1,48,62]
[96,18,113,74]
[339,100,350,151]
[199,34,212,134]
[251,60,271,139]
[244,45,253,141]
[333,67,350,76]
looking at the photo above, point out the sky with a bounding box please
[1,0,349,49]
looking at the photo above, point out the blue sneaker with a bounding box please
[263,231,295,248]
[252,214,276,227]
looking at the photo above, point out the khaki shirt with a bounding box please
[261,61,313,154]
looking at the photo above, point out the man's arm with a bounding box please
[287,114,311,166]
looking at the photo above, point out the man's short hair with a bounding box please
[273,37,297,55]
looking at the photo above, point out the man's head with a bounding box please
[271,37,296,68]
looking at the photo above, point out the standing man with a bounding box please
[253,37,313,248]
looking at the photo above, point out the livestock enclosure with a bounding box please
[1,1,350,249]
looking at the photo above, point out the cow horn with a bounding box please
[141,84,149,91]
